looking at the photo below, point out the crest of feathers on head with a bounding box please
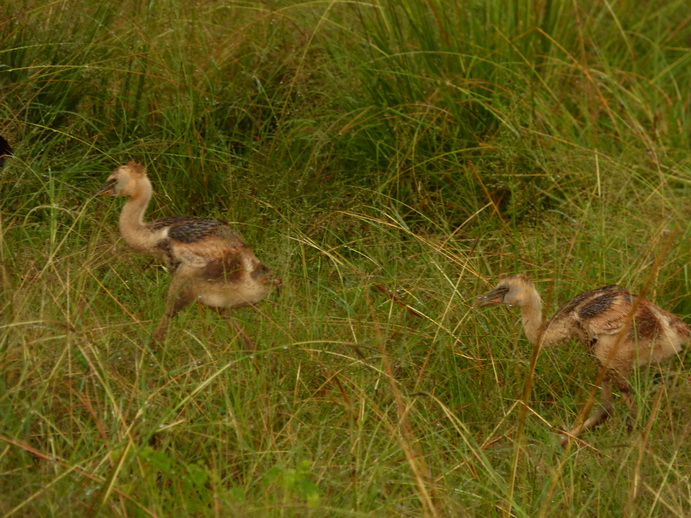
[126,161,147,177]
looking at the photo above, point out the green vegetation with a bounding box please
[1,1,689,516]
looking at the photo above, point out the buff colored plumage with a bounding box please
[97,161,280,343]
[477,274,690,445]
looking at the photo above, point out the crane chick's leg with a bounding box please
[561,376,615,446]
[216,307,255,351]
[610,371,637,433]
[153,276,195,343]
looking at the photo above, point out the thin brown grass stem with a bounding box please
[364,289,440,518]
[0,435,158,517]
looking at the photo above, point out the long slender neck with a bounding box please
[519,288,544,346]
[118,179,154,251]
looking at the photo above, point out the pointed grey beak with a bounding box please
[95,178,117,196]
[475,285,509,307]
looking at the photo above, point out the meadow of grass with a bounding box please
[1,0,690,516]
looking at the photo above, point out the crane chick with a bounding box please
[96,161,281,343]
[477,274,690,445]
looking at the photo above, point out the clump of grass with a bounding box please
[1,1,690,516]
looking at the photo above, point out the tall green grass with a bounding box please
[1,1,690,516]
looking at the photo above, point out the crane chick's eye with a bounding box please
[496,286,510,298]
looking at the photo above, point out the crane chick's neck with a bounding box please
[118,179,156,251]
[517,289,544,346]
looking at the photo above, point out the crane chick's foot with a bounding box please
[560,405,613,447]
[558,431,574,448]
[231,319,256,351]
[151,329,166,348]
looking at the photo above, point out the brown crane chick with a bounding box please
[96,161,281,344]
[477,274,690,445]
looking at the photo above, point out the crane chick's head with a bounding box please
[476,274,536,307]
[96,161,147,198]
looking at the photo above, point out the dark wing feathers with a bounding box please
[551,284,667,342]
[150,216,248,270]
[555,285,619,319]
[576,289,620,319]
[149,216,193,232]
[164,217,244,245]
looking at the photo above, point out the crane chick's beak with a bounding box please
[94,178,117,196]
[475,285,508,307]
